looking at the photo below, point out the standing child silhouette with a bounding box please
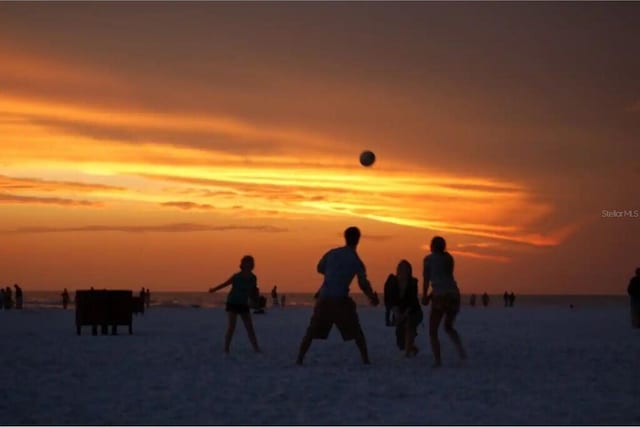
[209,255,262,354]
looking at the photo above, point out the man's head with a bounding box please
[344,226,361,247]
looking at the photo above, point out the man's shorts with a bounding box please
[305,297,363,341]
[431,293,461,316]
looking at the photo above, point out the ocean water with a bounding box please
[7,290,630,310]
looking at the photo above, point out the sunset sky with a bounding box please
[1,3,639,294]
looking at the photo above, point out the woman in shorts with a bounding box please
[422,236,467,367]
[209,255,261,354]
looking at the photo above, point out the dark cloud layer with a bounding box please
[5,223,288,234]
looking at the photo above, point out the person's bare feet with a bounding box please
[405,346,419,358]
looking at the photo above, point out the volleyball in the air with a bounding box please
[359,150,376,167]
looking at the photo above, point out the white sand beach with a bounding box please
[1,303,639,425]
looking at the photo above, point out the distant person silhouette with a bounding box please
[296,226,379,365]
[271,286,279,307]
[422,236,467,367]
[14,284,23,309]
[628,268,640,328]
[503,291,509,307]
[509,292,516,307]
[145,288,151,308]
[4,286,13,310]
[469,293,477,307]
[281,294,286,307]
[209,255,261,354]
[384,260,423,357]
[62,288,70,310]
[482,292,490,307]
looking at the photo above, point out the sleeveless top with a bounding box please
[423,252,459,296]
[227,272,257,305]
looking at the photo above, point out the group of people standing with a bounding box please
[468,291,513,307]
[0,284,23,310]
[503,291,516,307]
[209,226,467,367]
[139,288,151,309]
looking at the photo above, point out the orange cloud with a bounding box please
[448,250,511,264]
[0,193,102,207]
[0,174,125,193]
[0,94,342,154]
[0,49,120,90]
[160,201,215,210]
[0,92,581,251]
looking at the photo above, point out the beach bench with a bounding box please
[75,290,134,335]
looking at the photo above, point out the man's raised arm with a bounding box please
[356,260,378,305]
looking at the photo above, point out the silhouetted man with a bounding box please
[296,226,379,365]
[469,294,476,307]
[62,288,70,310]
[509,292,516,307]
[503,291,509,307]
[14,284,23,309]
[271,286,279,306]
[482,292,489,307]
[628,268,640,328]
[4,286,13,309]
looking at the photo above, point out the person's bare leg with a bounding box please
[444,312,467,360]
[224,312,237,353]
[354,329,371,364]
[240,313,261,353]
[296,332,313,365]
[405,322,418,357]
[429,308,444,367]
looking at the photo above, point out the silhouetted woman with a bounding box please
[209,255,261,354]
[422,236,467,367]
[384,260,423,357]
[62,288,70,310]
